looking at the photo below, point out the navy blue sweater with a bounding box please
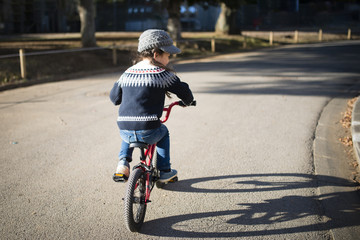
[110,60,194,130]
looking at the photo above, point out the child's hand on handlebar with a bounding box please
[179,100,196,107]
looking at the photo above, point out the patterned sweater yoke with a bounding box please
[117,61,178,88]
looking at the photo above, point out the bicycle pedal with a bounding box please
[169,176,178,182]
[113,173,128,182]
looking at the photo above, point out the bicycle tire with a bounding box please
[123,168,147,232]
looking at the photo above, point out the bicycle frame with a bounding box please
[135,101,182,204]
[143,144,156,204]
[161,101,181,123]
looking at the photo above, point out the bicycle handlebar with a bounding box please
[178,100,197,107]
[161,100,196,123]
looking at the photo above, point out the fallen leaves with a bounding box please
[337,96,360,185]
[339,136,353,146]
[339,97,358,146]
[340,97,358,129]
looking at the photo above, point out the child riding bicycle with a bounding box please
[110,29,194,183]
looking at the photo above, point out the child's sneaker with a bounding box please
[158,169,177,183]
[113,158,130,182]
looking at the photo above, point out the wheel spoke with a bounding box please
[123,168,149,232]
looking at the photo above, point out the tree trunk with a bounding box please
[215,2,240,35]
[215,2,231,34]
[166,0,182,41]
[229,8,240,35]
[78,0,97,47]
[3,0,13,33]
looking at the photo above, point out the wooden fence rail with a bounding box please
[0,29,356,80]
[267,28,353,45]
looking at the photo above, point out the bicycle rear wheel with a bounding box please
[123,168,147,232]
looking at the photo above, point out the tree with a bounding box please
[189,0,255,35]
[215,2,232,34]
[215,0,243,35]
[164,0,183,41]
[2,0,14,33]
[77,0,97,47]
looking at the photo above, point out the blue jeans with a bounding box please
[118,124,171,171]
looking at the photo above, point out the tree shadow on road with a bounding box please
[140,173,360,238]
[177,42,360,97]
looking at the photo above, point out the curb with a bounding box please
[313,81,360,240]
[352,97,360,168]
[314,97,360,240]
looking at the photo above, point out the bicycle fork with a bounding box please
[136,145,156,204]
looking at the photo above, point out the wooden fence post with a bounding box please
[348,28,352,40]
[319,29,323,42]
[19,49,26,79]
[211,38,216,53]
[269,31,273,45]
[294,30,299,43]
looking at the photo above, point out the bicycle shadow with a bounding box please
[140,173,360,238]
[161,173,353,193]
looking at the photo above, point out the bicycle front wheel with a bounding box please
[123,168,147,232]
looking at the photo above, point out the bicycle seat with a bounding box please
[129,142,148,149]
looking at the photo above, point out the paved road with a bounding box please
[1,41,360,239]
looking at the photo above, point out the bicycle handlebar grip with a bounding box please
[190,100,196,106]
[179,100,196,107]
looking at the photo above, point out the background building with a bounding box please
[0,0,359,34]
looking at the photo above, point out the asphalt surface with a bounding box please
[1,41,360,239]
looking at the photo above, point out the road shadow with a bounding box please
[140,173,360,238]
[176,41,360,97]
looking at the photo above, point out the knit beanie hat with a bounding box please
[138,29,181,54]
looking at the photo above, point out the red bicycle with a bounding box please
[123,100,196,232]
